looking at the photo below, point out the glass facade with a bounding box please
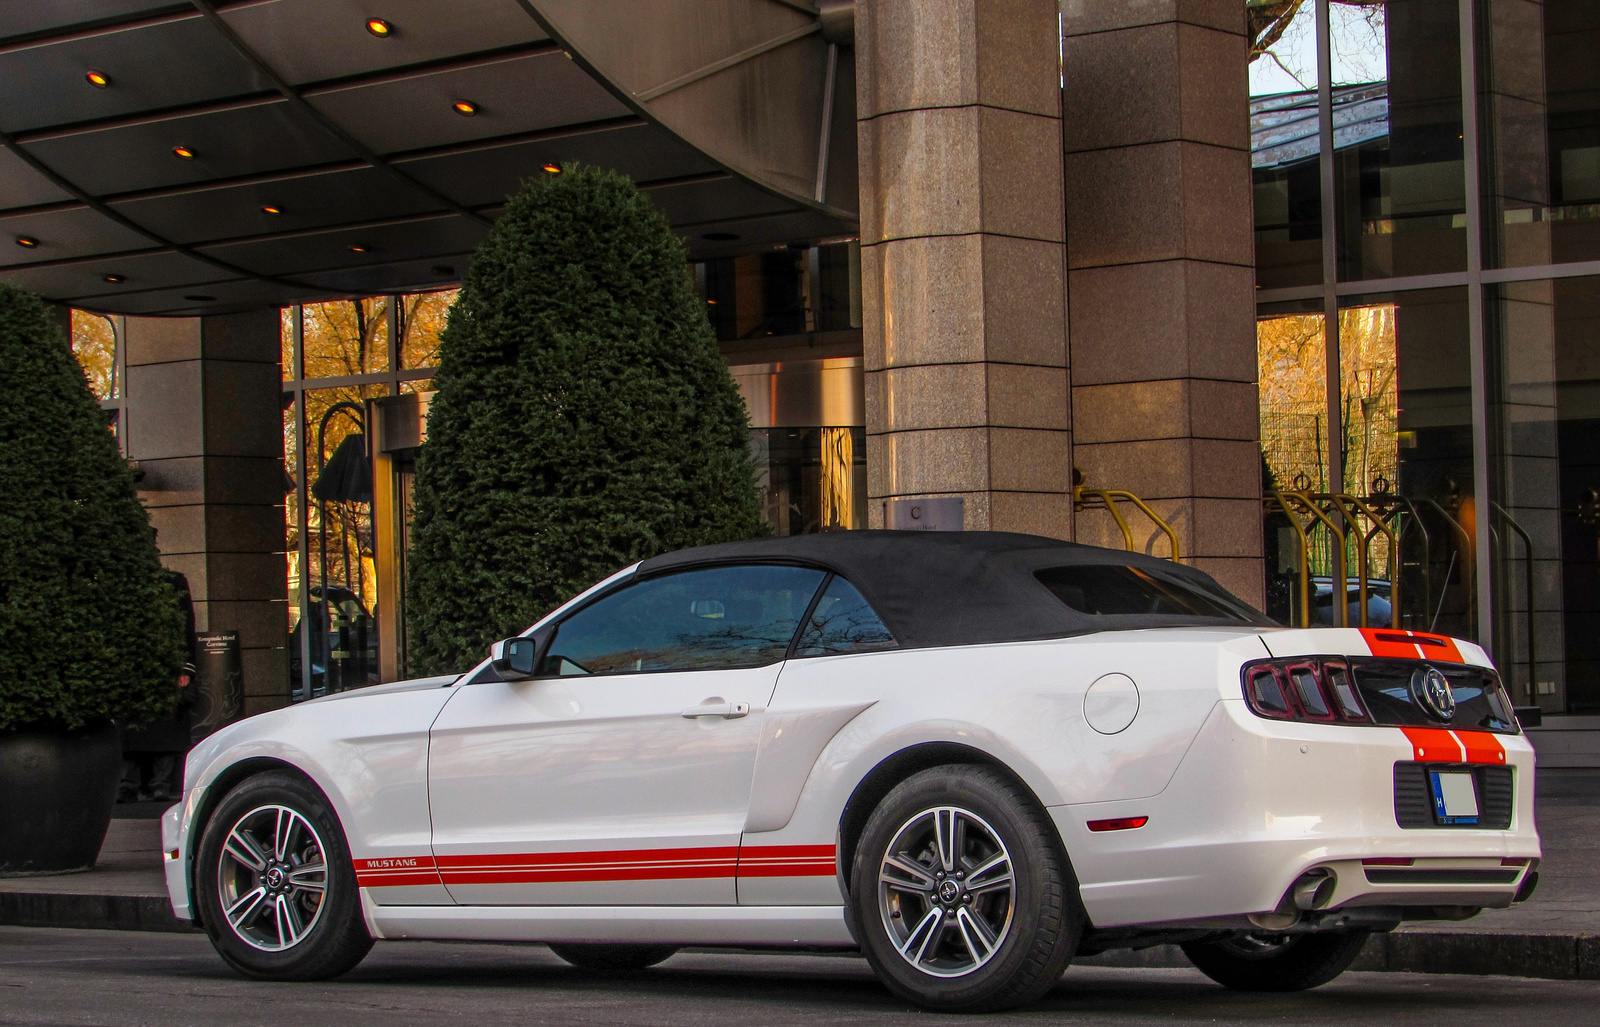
[282,294,451,700]
[1254,0,1600,713]
[278,251,864,696]
[695,241,861,342]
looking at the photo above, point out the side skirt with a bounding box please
[366,901,855,947]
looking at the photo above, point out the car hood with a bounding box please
[301,674,459,705]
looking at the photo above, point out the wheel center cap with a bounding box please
[264,866,286,890]
[938,879,961,904]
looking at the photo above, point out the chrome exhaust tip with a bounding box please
[1291,868,1338,911]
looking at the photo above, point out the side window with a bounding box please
[793,575,897,658]
[538,565,826,676]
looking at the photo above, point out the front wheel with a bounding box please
[548,943,679,973]
[194,770,373,980]
[1180,930,1370,991]
[849,765,1084,1012]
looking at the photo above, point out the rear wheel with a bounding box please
[849,765,1083,1012]
[1180,930,1369,991]
[194,771,372,980]
[548,943,679,973]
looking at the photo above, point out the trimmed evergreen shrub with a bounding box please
[406,166,764,674]
[0,283,185,731]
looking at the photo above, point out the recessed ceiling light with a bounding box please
[15,236,39,248]
[261,205,282,215]
[348,243,370,253]
[706,298,717,305]
[85,70,110,88]
[701,232,740,242]
[452,100,478,116]
[172,145,196,160]
[365,18,393,36]
[184,294,216,302]
[102,274,125,283]
[541,163,561,173]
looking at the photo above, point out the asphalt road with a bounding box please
[4,927,1598,1026]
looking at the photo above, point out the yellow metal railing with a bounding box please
[1073,475,1181,562]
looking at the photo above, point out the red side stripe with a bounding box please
[357,844,839,888]
[437,845,738,886]
[354,855,443,889]
[1400,726,1465,762]
[736,843,836,878]
[1454,730,1507,765]
[434,845,739,871]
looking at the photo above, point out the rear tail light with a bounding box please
[1244,658,1370,724]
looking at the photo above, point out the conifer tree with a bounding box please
[0,283,184,730]
[406,167,763,674]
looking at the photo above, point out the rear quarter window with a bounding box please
[1034,564,1261,621]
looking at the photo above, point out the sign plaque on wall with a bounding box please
[887,497,964,531]
[191,632,243,743]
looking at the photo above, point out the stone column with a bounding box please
[124,312,290,717]
[856,0,1071,537]
[1060,0,1264,603]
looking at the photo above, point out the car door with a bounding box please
[427,563,826,905]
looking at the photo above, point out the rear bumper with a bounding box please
[1052,700,1540,929]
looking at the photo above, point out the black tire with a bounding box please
[1180,930,1369,991]
[849,765,1083,1012]
[194,770,373,980]
[548,943,679,973]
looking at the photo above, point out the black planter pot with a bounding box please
[0,721,121,875]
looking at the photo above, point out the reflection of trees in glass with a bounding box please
[304,298,388,378]
[1249,1,1313,86]
[1339,305,1399,497]
[399,289,456,369]
[70,310,116,400]
[1248,1,1389,94]
[1258,313,1329,492]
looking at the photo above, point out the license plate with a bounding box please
[1431,771,1480,824]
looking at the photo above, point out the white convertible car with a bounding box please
[163,531,1539,1011]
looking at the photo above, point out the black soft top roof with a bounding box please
[637,530,1267,650]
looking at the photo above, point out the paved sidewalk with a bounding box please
[3,773,1597,978]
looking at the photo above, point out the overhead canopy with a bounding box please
[0,1,857,317]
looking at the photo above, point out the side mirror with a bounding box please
[489,635,540,680]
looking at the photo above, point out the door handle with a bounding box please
[681,701,749,720]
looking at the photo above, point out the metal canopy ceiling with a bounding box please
[0,0,858,317]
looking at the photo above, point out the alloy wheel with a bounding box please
[215,804,328,952]
[877,806,1015,978]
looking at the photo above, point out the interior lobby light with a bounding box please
[365,18,393,37]
[15,236,38,247]
[261,205,282,215]
[542,163,561,173]
[452,100,478,116]
[102,274,125,283]
[85,70,110,88]
[172,145,196,160]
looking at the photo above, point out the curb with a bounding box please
[1077,931,1600,981]
[0,892,194,934]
